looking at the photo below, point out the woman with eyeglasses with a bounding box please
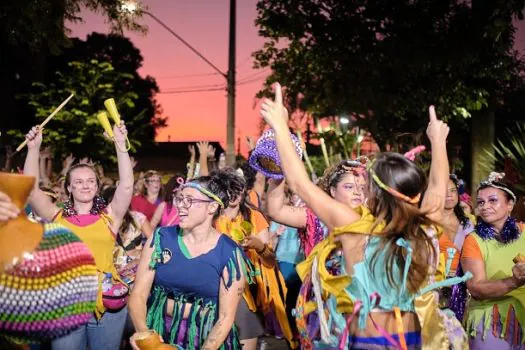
[458,173,525,349]
[150,174,185,228]
[131,170,163,221]
[129,171,252,349]
[266,159,367,258]
[23,122,134,350]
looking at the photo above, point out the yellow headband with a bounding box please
[368,160,421,204]
[182,182,225,208]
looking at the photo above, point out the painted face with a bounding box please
[175,187,217,229]
[330,173,367,208]
[445,179,459,210]
[67,167,98,204]
[476,187,514,226]
[145,175,161,196]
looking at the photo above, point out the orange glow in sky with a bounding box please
[71,0,268,157]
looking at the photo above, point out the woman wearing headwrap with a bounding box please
[459,172,525,349]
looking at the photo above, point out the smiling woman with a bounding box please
[22,121,135,350]
[459,173,525,348]
[129,171,253,350]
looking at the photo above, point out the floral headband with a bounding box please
[478,172,516,202]
[181,182,225,208]
[328,157,368,184]
[367,159,421,204]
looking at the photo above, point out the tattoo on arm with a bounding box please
[202,319,227,350]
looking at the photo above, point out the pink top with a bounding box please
[161,203,180,226]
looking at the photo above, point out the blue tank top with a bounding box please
[153,226,242,302]
[147,226,252,349]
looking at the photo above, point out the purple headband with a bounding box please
[248,129,303,179]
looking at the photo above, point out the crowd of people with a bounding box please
[0,83,524,350]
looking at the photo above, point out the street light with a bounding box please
[120,0,237,165]
[340,116,349,125]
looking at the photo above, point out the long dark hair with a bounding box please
[102,186,137,234]
[449,175,469,228]
[163,174,185,211]
[368,153,437,294]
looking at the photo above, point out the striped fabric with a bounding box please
[0,223,98,343]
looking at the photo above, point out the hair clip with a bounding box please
[404,145,426,161]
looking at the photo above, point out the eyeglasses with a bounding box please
[174,196,214,209]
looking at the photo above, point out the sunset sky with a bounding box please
[70,1,525,157]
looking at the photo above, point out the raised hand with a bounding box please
[113,120,128,146]
[196,141,209,156]
[207,144,216,158]
[426,106,449,144]
[188,144,196,157]
[260,83,289,130]
[25,126,43,150]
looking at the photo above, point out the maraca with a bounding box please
[96,98,131,151]
[134,330,177,350]
[97,111,114,138]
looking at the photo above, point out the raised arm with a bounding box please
[23,126,60,221]
[186,145,196,180]
[421,106,450,223]
[108,121,134,229]
[266,178,307,228]
[202,263,245,350]
[196,142,210,176]
[260,84,359,230]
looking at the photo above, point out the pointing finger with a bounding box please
[274,83,283,105]
[429,105,437,122]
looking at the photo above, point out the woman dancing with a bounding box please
[129,172,252,349]
[23,122,134,350]
[260,84,468,349]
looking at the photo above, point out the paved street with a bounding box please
[258,336,290,350]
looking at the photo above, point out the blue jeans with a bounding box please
[51,307,128,350]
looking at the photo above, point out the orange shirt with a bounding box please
[461,234,483,260]
[438,233,461,273]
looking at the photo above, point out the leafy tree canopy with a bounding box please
[254,0,525,149]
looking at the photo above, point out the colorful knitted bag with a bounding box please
[0,222,98,343]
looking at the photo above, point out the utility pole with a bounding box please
[226,0,236,166]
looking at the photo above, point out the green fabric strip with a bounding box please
[177,232,193,259]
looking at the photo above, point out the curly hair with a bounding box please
[317,159,366,195]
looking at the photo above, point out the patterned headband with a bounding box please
[478,172,516,202]
[181,182,225,208]
[367,159,421,204]
[329,158,368,184]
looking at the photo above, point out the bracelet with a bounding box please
[256,244,268,255]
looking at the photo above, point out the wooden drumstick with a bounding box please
[16,93,75,152]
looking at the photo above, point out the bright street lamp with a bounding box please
[340,116,349,125]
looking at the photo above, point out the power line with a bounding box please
[154,55,254,80]
[159,69,270,92]
[159,86,226,94]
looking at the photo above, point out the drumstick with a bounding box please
[16,93,75,152]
